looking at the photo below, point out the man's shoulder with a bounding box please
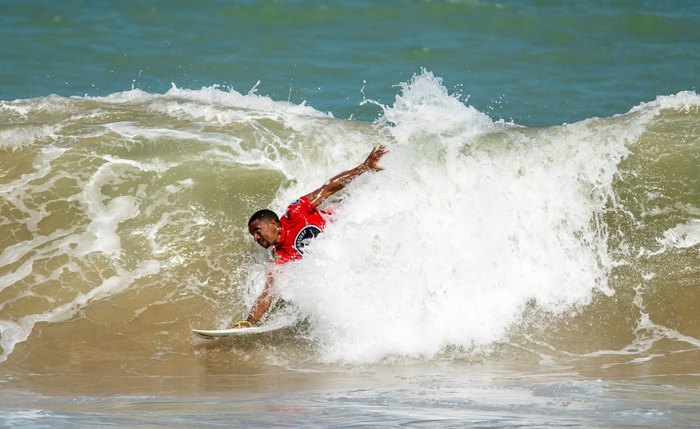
[285,196,314,216]
[287,196,311,208]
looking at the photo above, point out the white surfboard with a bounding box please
[192,317,294,339]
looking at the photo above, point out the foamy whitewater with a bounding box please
[278,73,617,362]
[1,71,699,427]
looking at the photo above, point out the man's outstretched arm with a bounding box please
[304,145,388,208]
[231,275,275,327]
[248,275,274,325]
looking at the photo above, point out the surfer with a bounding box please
[233,145,388,328]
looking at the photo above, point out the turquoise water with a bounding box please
[2,1,700,428]
[2,0,699,125]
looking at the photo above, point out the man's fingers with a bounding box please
[232,320,253,329]
[370,145,387,160]
[364,145,388,171]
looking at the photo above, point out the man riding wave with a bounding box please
[233,145,388,328]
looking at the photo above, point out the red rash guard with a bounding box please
[272,197,327,264]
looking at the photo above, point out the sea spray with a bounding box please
[276,72,639,363]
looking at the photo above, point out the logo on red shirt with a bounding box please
[294,225,322,254]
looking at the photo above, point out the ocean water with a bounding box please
[1,1,700,427]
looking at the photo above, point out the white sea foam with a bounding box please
[658,219,700,250]
[102,121,234,147]
[90,83,329,124]
[266,71,640,363]
[75,162,141,257]
[628,90,700,115]
[161,83,330,120]
[0,124,58,150]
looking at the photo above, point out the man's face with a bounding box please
[248,218,280,249]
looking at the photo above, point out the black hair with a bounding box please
[248,209,279,225]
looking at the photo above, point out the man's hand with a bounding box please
[362,145,388,172]
[231,320,253,329]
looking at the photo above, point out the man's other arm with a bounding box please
[303,145,388,208]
